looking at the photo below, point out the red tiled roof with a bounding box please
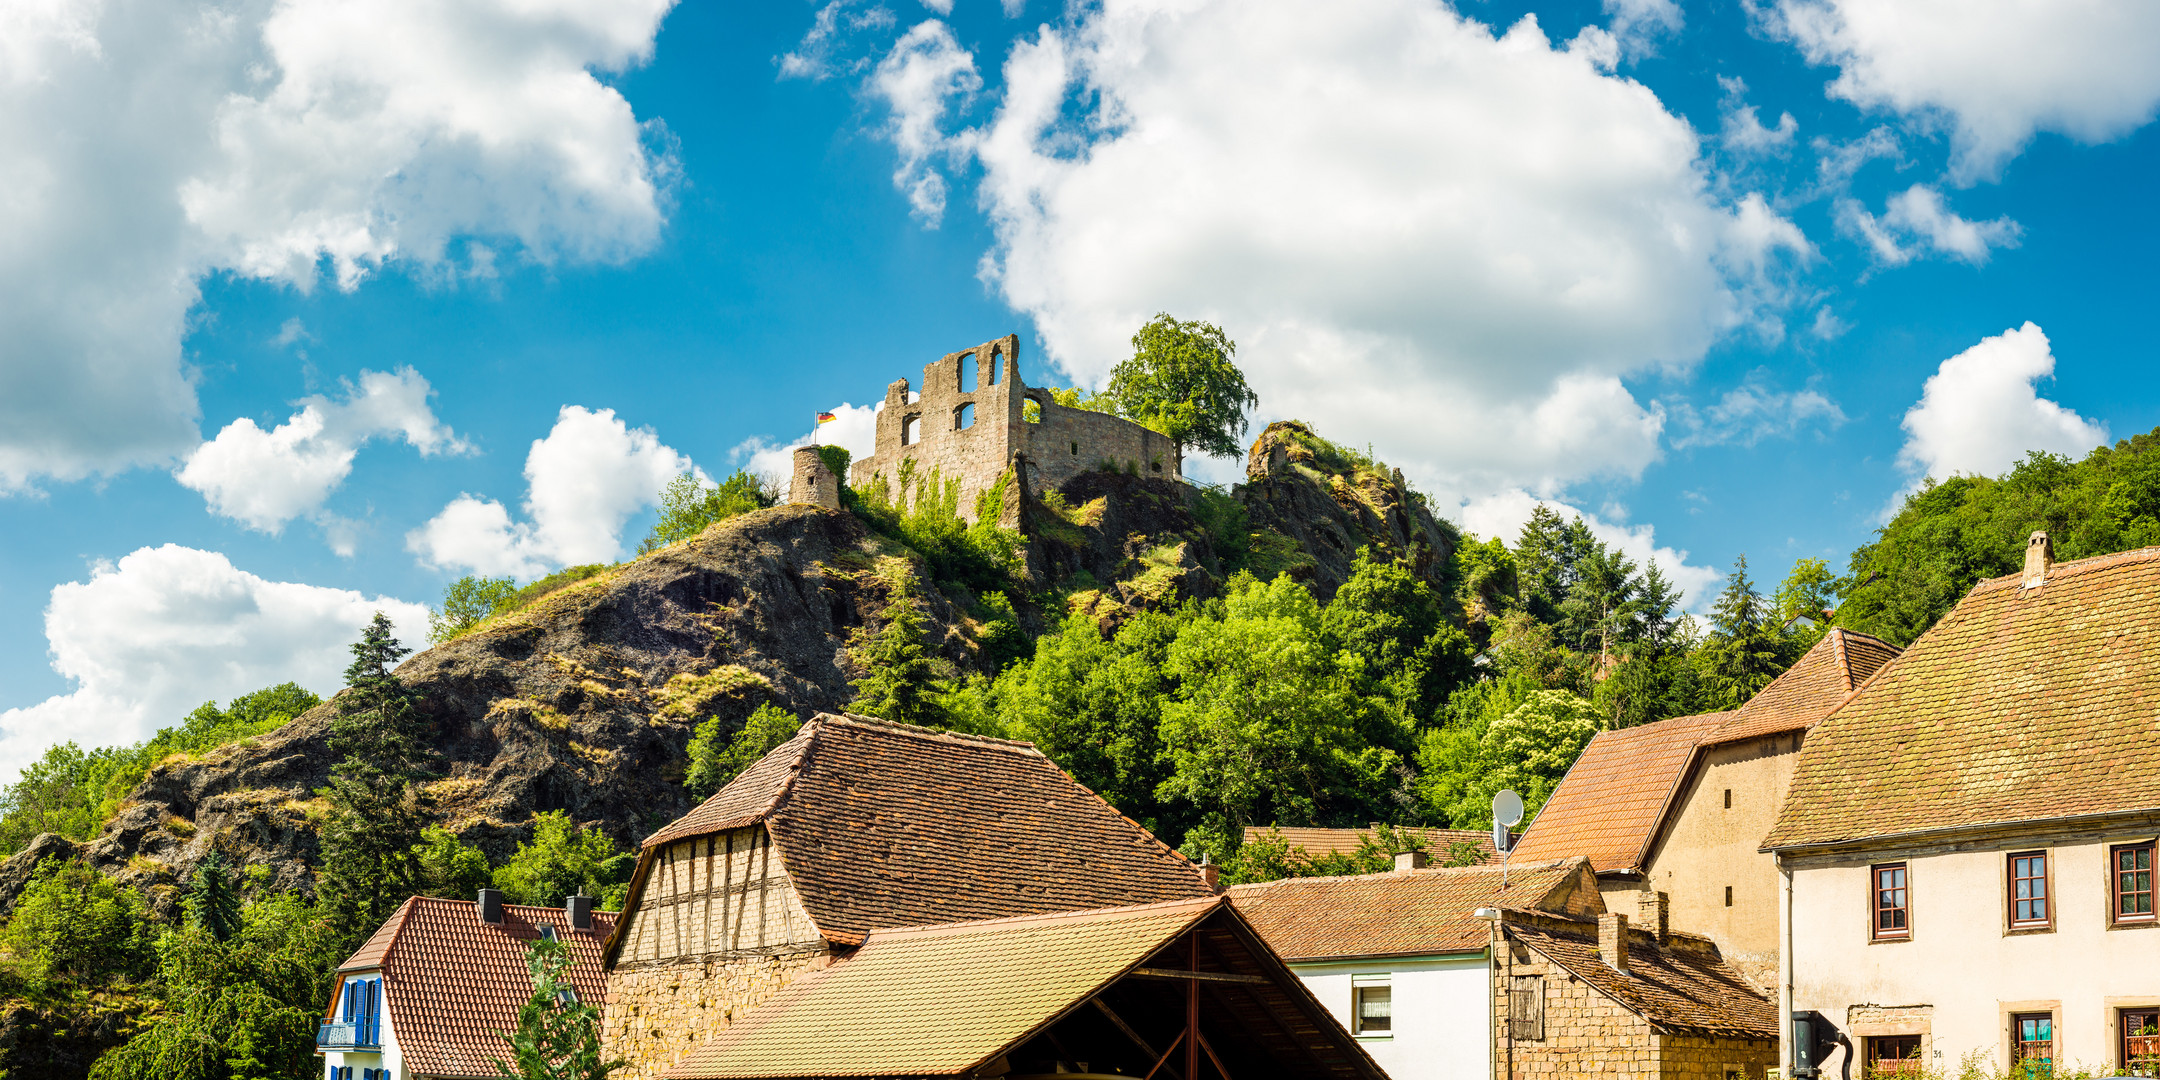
[1239,825,1499,864]
[1701,628,1901,747]
[626,714,1214,945]
[335,897,616,1079]
[1505,912,1777,1040]
[1227,858,1598,960]
[1506,711,1730,873]
[1765,547,2160,850]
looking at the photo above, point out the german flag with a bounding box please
[815,411,837,425]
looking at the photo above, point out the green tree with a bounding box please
[1155,575,1409,853]
[91,892,344,1080]
[1695,556,1793,710]
[415,826,495,900]
[1773,557,1838,625]
[639,469,777,554]
[431,574,519,643]
[0,857,153,995]
[490,936,618,1080]
[494,812,632,909]
[1321,550,1475,721]
[685,704,804,799]
[1471,690,1600,823]
[848,579,956,728]
[1102,314,1259,458]
[318,613,433,945]
[186,850,242,943]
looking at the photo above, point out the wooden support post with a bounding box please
[1144,1031,1187,1080]
[1094,998,1164,1063]
[1197,1028,1234,1080]
[1187,933,1200,1080]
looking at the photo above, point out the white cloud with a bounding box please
[1838,184,2021,266]
[963,0,1806,504]
[1669,378,1846,449]
[176,368,467,547]
[733,401,882,489]
[407,405,695,579]
[0,545,428,782]
[871,20,981,225]
[0,0,676,494]
[1896,322,2106,487]
[1810,125,1902,191]
[1773,0,2160,182]
[1458,490,1724,611]
[778,0,897,80]
[1718,77,1798,154]
[1603,0,1683,61]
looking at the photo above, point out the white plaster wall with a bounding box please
[320,972,407,1079]
[1290,955,1491,1080]
[1791,838,2160,1074]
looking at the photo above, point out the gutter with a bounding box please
[1762,805,2160,857]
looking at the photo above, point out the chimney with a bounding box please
[1198,854,1220,891]
[2023,531,2053,588]
[478,887,504,925]
[1395,850,1429,872]
[567,893,593,931]
[1639,891,1669,944]
[1598,912,1629,974]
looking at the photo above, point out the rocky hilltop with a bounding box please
[0,422,1459,914]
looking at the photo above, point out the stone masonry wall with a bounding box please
[1655,1033,1778,1080]
[845,334,1181,523]
[602,946,832,1080]
[1497,936,1661,1080]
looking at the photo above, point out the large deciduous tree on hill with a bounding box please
[1102,314,1259,459]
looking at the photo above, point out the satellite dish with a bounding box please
[1492,789,1525,828]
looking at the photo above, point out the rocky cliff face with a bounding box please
[4,424,1460,916]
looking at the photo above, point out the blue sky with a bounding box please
[2,0,2156,777]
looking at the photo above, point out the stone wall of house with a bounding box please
[1495,936,1662,1080]
[602,946,832,1080]
[845,334,1180,523]
[1653,1032,1778,1079]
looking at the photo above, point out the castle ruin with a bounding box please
[789,334,1182,522]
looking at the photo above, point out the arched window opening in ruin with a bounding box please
[956,403,975,431]
[986,349,1001,385]
[903,415,922,445]
[959,353,976,392]
[1023,399,1041,424]
[1070,441,1078,456]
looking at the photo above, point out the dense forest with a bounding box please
[1,317,2155,1078]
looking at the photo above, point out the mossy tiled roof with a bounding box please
[1508,710,1730,873]
[1702,628,1900,746]
[1764,547,2160,850]
[1228,857,1591,959]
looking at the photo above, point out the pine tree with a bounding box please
[185,850,241,942]
[1697,556,1792,710]
[848,582,952,728]
[318,612,433,945]
[490,936,619,1080]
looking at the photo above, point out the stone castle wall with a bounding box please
[603,946,832,1080]
[846,334,1181,522]
[1496,928,1777,1080]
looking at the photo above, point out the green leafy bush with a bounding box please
[640,469,778,554]
[493,812,633,909]
[431,575,520,643]
[685,704,803,799]
[0,857,154,997]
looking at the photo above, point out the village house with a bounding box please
[663,894,1391,1080]
[1765,537,2160,1077]
[1228,856,1603,1080]
[1509,628,1899,988]
[599,713,1220,1080]
[317,891,614,1080]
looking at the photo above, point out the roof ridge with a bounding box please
[1226,856,1581,892]
[1830,628,1853,691]
[821,711,1046,754]
[863,894,1222,941]
[381,895,420,969]
[1969,544,2160,593]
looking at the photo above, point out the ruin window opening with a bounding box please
[956,403,975,431]
[1023,399,1041,424]
[986,349,1001,385]
[959,353,977,392]
[903,415,923,445]
[1070,441,1079,456]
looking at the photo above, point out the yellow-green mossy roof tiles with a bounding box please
[1701,627,1900,747]
[666,897,1219,1079]
[1764,546,2160,850]
[1508,710,1730,873]
[1228,857,1595,960]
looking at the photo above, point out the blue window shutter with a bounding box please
[339,981,352,1023]
[366,978,380,1045]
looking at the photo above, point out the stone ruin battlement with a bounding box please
[789,334,1182,523]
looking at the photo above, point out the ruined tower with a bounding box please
[787,446,840,510]
[845,334,1183,523]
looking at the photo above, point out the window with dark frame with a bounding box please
[2009,851,2049,928]
[1873,863,1909,939]
[1353,984,1392,1036]
[2013,1013,2053,1078]
[2122,1008,2160,1076]
[2116,843,2155,923]
[1725,885,1733,907]
[1867,1034,1923,1075]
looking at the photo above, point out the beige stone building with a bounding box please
[842,333,1183,523]
[1766,539,2160,1077]
[1509,628,1899,989]
[598,713,1218,1080]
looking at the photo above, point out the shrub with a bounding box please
[685,704,804,799]
[494,812,633,909]
[431,575,520,643]
[640,469,778,553]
